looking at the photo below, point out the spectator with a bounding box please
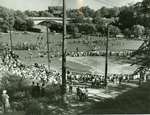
[76,86,80,100]
[84,87,88,100]
[41,83,45,97]
[119,76,123,85]
[31,82,36,98]
[35,83,40,98]
[2,90,10,113]
[69,84,73,93]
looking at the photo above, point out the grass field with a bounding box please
[14,50,137,74]
[0,32,143,52]
[83,81,150,114]
[0,32,142,74]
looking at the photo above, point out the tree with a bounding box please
[118,6,135,30]
[109,25,121,37]
[108,7,120,18]
[67,9,76,18]
[131,39,150,85]
[79,6,95,17]
[145,27,150,39]
[26,19,34,30]
[132,25,145,38]
[67,23,79,34]
[14,10,34,31]
[93,16,102,24]
[141,0,150,14]
[123,28,132,38]
[78,23,96,34]
[100,7,109,18]
[72,15,84,23]
[14,16,27,31]
[24,10,33,17]
[95,18,111,36]
[38,11,53,17]
[0,7,15,32]
[94,9,102,19]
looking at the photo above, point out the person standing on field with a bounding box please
[2,90,10,113]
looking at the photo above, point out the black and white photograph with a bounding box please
[0,0,149,114]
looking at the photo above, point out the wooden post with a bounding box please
[46,25,50,72]
[9,24,12,51]
[62,0,67,103]
[104,25,109,87]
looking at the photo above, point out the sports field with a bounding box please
[13,50,137,74]
[0,32,141,74]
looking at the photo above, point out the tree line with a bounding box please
[0,6,34,32]
[0,0,150,39]
[46,0,150,39]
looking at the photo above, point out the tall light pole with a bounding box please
[104,25,109,87]
[62,0,67,103]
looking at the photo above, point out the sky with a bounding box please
[0,0,143,11]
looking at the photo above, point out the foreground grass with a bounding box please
[83,81,150,114]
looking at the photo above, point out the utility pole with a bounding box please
[8,20,13,51]
[46,24,51,72]
[9,26,12,51]
[104,25,109,87]
[62,0,67,103]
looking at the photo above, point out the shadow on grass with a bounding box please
[0,111,25,115]
[82,81,150,114]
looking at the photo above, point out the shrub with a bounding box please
[13,91,26,100]
[0,72,30,98]
[25,99,52,115]
[11,101,24,111]
[25,99,43,115]
[38,97,49,105]
[45,84,61,103]
[28,28,41,33]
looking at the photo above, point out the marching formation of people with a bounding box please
[68,50,133,58]
[44,50,133,59]
[67,71,132,88]
[31,35,134,59]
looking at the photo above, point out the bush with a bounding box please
[28,28,41,33]
[11,101,24,111]
[45,84,61,103]
[0,72,30,98]
[25,99,52,115]
[25,99,43,115]
[13,91,26,100]
[38,97,50,105]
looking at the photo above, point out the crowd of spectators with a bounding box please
[0,49,141,102]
